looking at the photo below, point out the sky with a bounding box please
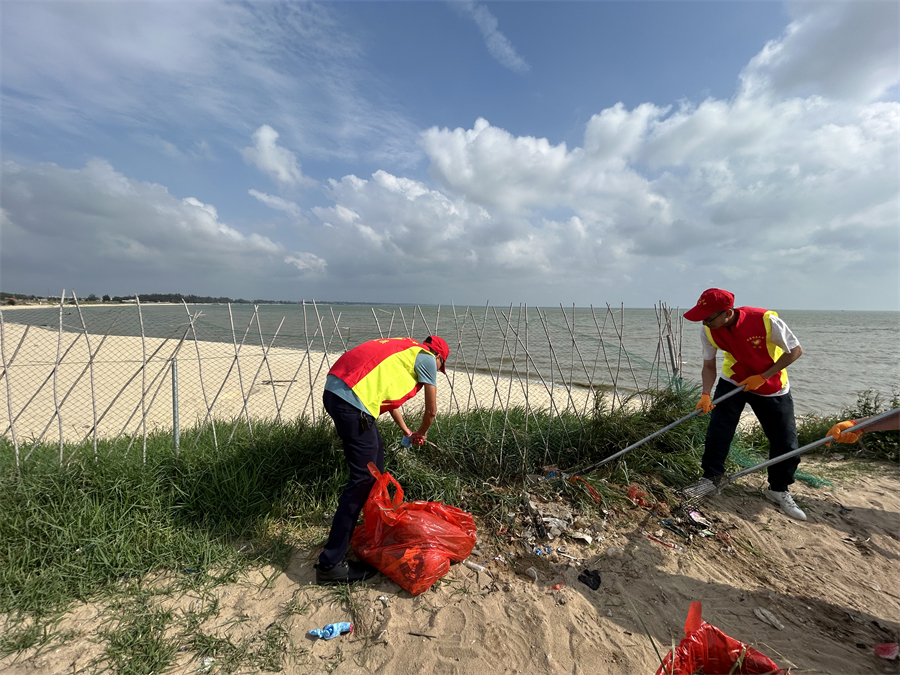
[1,1,898,310]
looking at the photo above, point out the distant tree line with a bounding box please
[1,291,383,306]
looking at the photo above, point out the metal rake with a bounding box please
[682,406,900,507]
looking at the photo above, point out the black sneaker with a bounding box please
[315,560,378,586]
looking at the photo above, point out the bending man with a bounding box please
[685,289,806,520]
[316,335,449,585]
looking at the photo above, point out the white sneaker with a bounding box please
[764,489,807,521]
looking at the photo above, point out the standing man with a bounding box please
[684,289,807,520]
[315,335,450,584]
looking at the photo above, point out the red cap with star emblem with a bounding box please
[684,288,735,322]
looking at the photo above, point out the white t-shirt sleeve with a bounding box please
[700,325,717,361]
[768,315,800,352]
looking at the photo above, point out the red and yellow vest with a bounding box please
[704,307,788,395]
[328,337,429,417]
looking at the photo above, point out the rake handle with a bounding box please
[582,384,747,474]
[724,406,900,484]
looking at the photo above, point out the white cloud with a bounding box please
[1,159,325,297]
[248,189,303,218]
[457,2,530,74]
[1,2,421,167]
[242,125,316,188]
[740,2,899,102]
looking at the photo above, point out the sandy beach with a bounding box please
[1,460,898,674]
[0,321,598,448]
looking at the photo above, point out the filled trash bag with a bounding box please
[351,462,477,595]
[656,601,786,675]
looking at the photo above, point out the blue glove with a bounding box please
[401,434,412,448]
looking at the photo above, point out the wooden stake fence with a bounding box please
[1,299,682,467]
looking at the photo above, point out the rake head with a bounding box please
[681,476,724,507]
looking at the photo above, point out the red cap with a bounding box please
[684,288,735,322]
[422,335,449,372]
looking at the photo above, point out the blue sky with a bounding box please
[1,1,898,310]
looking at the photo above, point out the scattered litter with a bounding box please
[753,608,785,630]
[577,569,601,590]
[525,566,540,583]
[688,510,712,527]
[605,546,624,558]
[547,581,565,593]
[533,545,552,556]
[309,622,353,640]
[875,643,899,660]
[463,560,485,572]
[557,552,580,563]
[642,530,685,552]
[628,485,651,507]
[377,595,389,607]
[659,518,689,539]
[569,530,593,545]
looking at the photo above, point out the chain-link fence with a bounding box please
[1,293,684,468]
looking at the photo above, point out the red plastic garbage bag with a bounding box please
[351,463,477,595]
[656,602,786,675]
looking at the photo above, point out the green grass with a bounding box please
[1,385,895,673]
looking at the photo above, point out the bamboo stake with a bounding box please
[617,303,642,401]
[228,308,280,443]
[536,306,581,422]
[256,310,285,426]
[444,302,464,416]
[300,300,336,422]
[183,301,217,450]
[496,309,559,442]
[470,301,502,432]
[1,328,86,438]
[136,296,149,462]
[371,307,384,339]
[300,301,317,423]
[31,303,124,455]
[118,330,190,460]
[398,306,410,337]
[228,303,254,437]
[590,305,620,411]
[569,304,576,409]
[71,292,99,459]
[534,306,582,461]
[78,331,178,449]
[54,290,65,463]
[275,348,309,421]
[0,323,29,385]
[558,303,599,417]
[329,307,347,352]
[0,310,21,470]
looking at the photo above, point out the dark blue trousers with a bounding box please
[702,379,799,492]
[318,390,384,568]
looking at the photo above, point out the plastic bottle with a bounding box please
[309,622,353,640]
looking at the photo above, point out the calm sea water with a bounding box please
[5,303,898,417]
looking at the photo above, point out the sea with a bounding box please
[4,303,898,418]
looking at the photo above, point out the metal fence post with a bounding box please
[172,358,179,455]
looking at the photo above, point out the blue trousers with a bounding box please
[702,379,799,492]
[318,390,384,568]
